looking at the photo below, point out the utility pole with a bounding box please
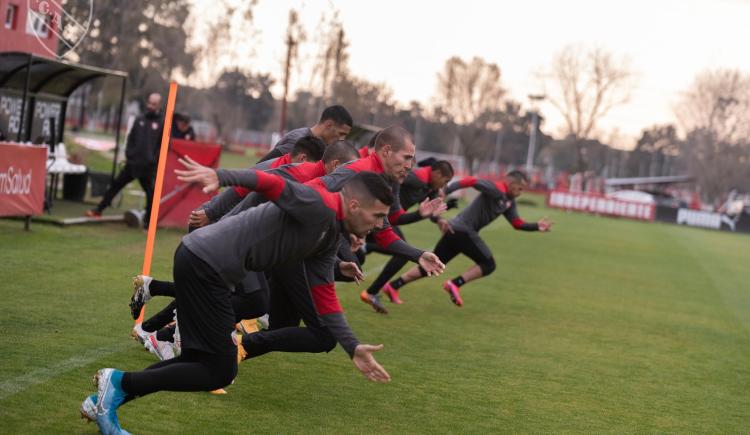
[279,11,298,135]
[526,94,546,173]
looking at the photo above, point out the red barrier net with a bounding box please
[0,143,47,217]
[157,139,222,228]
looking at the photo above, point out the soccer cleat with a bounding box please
[360,290,388,314]
[130,323,149,344]
[93,368,131,435]
[257,314,269,330]
[80,394,97,423]
[129,275,152,319]
[381,283,403,305]
[237,337,248,364]
[235,319,259,335]
[442,281,463,307]
[84,209,102,218]
[144,334,175,361]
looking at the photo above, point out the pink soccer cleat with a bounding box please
[381,283,403,305]
[442,281,463,307]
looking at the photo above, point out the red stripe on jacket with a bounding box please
[511,217,526,229]
[308,179,344,220]
[310,283,342,315]
[388,209,406,225]
[271,153,293,168]
[414,166,431,184]
[345,152,385,174]
[254,171,286,201]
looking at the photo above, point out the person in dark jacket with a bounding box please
[172,113,196,141]
[86,93,163,228]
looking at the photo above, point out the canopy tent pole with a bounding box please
[17,53,32,142]
[110,77,127,184]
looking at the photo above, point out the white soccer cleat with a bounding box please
[144,334,175,361]
[130,323,149,344]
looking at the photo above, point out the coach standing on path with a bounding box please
[86,93,164,229]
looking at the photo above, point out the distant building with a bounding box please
[0,0,60,57]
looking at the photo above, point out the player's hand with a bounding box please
[175,155,219,193]
[352,344,390,383]
[339,261,365,284]
[349,234,365,252]
[418,252,445,277]
[437,218,454,235]
[188,209,209,228]
[419,198,447,218]
[538,217,553,232]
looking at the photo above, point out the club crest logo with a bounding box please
[27,0,93,59]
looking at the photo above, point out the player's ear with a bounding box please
[348,197,361,214]
[296,153,308,163]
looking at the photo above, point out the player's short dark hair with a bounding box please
[174,112,191,123]
[292,135,326,162]
[373,125,413,152]
[320,105,353,127]
[506,170,529,184]
[431,160,454,178]
[323,140,359,164]
[343,171,394,207]
[366,131,380,148]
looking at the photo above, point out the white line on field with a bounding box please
[0,341,131,401]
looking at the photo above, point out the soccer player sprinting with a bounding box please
[81,168,398,435]
[257,105,353,163]
[130,142,361,357]
[385,170,553,306]
[360,160,456,314]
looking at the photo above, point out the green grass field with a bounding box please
[1,194,749,433]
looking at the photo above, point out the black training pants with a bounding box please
[430,229,495,275]
[122,349,236,396]
[242,260,336,358]
[366,226,409,295]
[96,163,154,226]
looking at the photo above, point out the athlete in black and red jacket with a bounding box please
[385,170,553,307]
[85,168,396,435]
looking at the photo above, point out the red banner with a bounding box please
[157,139,222,228]
[547,190,655,222]
[0,143,47,217]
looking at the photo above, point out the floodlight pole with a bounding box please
[526,94,546,173]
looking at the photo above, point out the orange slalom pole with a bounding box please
[135,82,178,325]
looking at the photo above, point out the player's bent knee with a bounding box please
[320,332,337,353]
[480,258,496,276]
[210,357,238,389]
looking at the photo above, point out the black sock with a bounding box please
[451,276,465,287]
[390,277,405,290]
[150,280,176,297]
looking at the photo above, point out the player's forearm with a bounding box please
[216,169,284,201]
[393,210,425,226]
[320,312,360,358]
[373,233,424,262]
[203,188,243,222]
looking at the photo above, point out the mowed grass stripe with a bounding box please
[1,193,748,433]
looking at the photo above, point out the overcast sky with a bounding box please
[192,0,750,148]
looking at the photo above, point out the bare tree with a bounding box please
[540,45,634,171]
[434,56,506,171]
[675,69,750,202]
[674,69,750,144]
